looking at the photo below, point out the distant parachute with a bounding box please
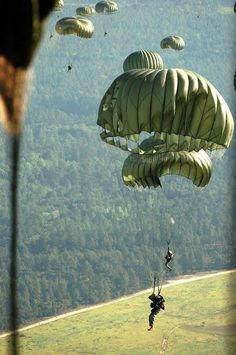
[160,35,185,50]
[54,0,64,11]
[55,17,94,38]
[95,0,118,14]
[97,68,234,154]
[76,6,95,17]
[123,50,163,72]
[122,150,212,188]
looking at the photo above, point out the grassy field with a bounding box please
[1,272,236,354]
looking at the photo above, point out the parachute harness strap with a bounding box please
[153,275,162,295]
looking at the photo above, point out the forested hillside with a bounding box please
[0,0,235,330]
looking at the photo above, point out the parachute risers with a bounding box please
[152,275,162,295]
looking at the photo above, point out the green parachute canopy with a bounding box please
[76,6,95,17]
[122,150,212,188]
[123,50,164,72]
[95,0,118,14]
[160,35,185,50]
[55,17,94,38]
[97,68,234,154]
[54,0,64,11]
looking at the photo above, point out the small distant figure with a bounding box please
[164,246,174,271]
[148,292,165,331]
[104,31,108,36]
[67,64,72,72]
[197,15,199,18]
[49,34,53,39]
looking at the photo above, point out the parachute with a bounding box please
[95,0,118,14]
[160,35,185,50]
[55,17,94,38]
[54,0,64,11]
[122,150,212,188]
[76,6,95,17]
[123,50,164,72]
[97,68,234,154]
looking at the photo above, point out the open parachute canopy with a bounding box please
[95,0,118,14]
[97,68,234,154]
[122,150,212,189]
[54,0,64,11]
[123,50,164,72]
[55,17,94,38]
[76,5,96,17]
[97,49,234,189]
[160,35,185,50]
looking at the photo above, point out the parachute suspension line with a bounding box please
[152,274,163,295]
[151,197,158,270]
[133,188,155,289]
[149,180,157,231]
[148,153,166,290]
[9,135,21,355]
[150,154,156,250]
[157,277,162,295]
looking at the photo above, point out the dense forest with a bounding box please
[0,0,235,330]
